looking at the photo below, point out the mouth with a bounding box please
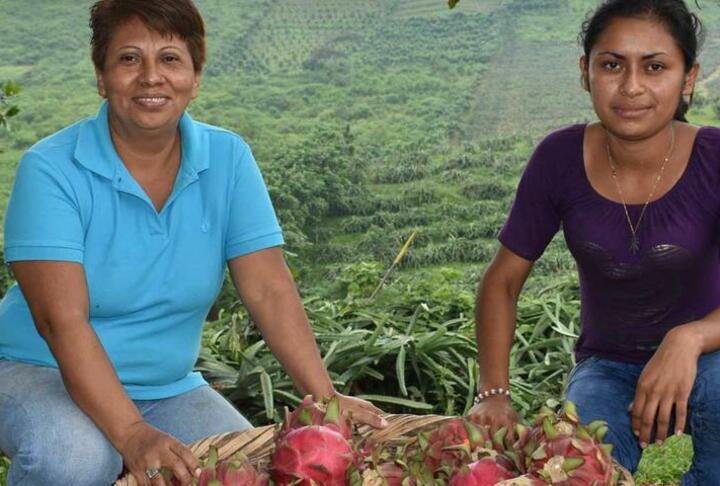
[613,106,652,119]
[133,96,170,108]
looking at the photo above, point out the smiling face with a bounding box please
[95,16,201,137]
[581,16,698,141]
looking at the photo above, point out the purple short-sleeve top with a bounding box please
[499,124,720,364]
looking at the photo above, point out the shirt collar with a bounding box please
[73,101,210,180]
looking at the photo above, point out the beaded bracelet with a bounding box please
[473,387,511,405]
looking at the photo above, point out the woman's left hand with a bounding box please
[631,326,701,448]
[333,392,388,429]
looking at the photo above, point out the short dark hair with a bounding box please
[89,0,206,72]
[579,0,704,121]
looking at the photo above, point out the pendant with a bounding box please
[630,235,640,254]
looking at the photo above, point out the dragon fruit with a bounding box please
[483,423,532,475]
[523,402,617,485]
[271,425,357,485]
[214,458,269,486]
[447,457,517,486]
[496,475,548,485]
[193,446,220,486]
[528,402,608,448]
[359,461,405,486]
[527,436,615,485]
[280,395,353,440]
[356,442,435,486]
[183,447,268,486]
[417,418,494,472]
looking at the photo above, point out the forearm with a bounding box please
[475,279,518,390]
[42,319,143,450]
[672,307,720,355]
[244,281,334,400]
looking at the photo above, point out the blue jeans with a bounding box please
[0,359,252,486]
[566,351,720,486]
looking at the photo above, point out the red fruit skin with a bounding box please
[423,419,477,471]
[496,475,548,486]
[529,437,614,485]
[197,467,217,486]
[447,458,516,486]
[216,460,269,486]
[376,462,405,486]
[271,425,356,486]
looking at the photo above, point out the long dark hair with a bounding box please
[579,0,704,122]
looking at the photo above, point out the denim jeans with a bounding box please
[0,359,252,486]
[566,351,720,486]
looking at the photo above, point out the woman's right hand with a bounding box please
[118,421,200,486]
[467,395,522,440]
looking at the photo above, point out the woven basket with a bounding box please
[114,414,635,485]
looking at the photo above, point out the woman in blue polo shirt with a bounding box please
[0,1,385,485]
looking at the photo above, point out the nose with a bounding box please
[139,59,164,86]
[620,66,644,97]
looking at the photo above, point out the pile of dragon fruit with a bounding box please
[182,397,630,486]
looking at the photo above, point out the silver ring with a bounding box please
[145,467,162,480]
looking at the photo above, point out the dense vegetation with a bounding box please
[3,0,720,484]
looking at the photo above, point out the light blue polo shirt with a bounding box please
[0,102,284,399]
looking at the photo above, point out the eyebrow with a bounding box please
[596,51,668,60]
[117,45,182,51]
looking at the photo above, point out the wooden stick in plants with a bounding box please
[370,231,417,299]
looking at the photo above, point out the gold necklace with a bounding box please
[606,124,675,254]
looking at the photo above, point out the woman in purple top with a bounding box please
[469,0,720,482]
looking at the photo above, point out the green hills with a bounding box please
[1,0,719,281]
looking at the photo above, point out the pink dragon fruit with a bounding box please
[280,395,353,440]
[524,402,617,485]
[357,443,434,486]
[527,436,615,485]
[215,458,269,486]
[418,418,494,472]
[271,425,357,486]
[496,475,549,485]
[447,457,517,486]
[185,447,268,486]
[359,461,406,486]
